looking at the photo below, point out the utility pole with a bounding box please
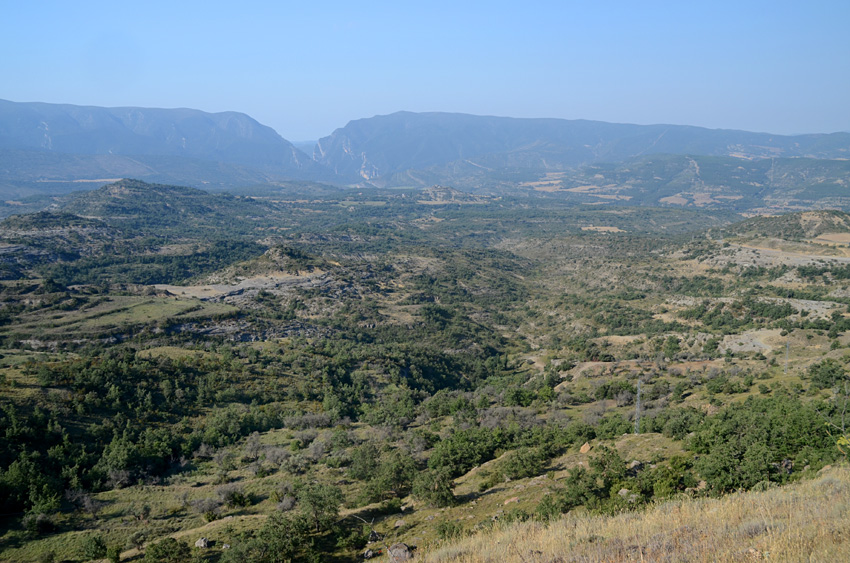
[634,379,642,435]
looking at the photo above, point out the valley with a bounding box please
[0,179,848,561]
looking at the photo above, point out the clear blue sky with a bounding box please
[2,1,848,141]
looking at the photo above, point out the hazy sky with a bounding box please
[2,1,848,141]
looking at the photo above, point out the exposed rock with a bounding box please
[627,460,644,477]
[195,537,210,548]
[363,548,376,559]
[580,442,592,454]
[617,488,630,497]
[368,530,383,542]
[394,519,406,528]
[388,542,413,561]
[504,496,519,505]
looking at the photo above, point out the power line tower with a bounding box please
[785,339,789,374]
[634,379,642,435]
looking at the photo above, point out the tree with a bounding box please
[258,512,311,562]
[296,482,343,532]
[348,442,380,481]
[412,468,455,507]
[363,450,417,502]
[221,513,311,563]
[663,335,681,359]
[808,359,847,390]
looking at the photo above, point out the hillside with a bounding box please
[61,178,277,233]
[0,179,276,284]
[724,209,850,240]
[528,155,850,212]
[0,100,309,170]
[423,465,850,562]
[0,100,330,192]
[315,111,850,183]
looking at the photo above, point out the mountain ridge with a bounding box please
[0,99,333,190]
[2,101,850,204]
[315,111,850,183]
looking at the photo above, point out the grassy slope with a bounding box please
[423,464,850,562]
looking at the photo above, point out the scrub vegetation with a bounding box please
[0,179,848,562]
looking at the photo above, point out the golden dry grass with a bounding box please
[421,465,850,563]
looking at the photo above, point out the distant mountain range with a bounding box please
[2,100,850,212]
[0,99,326,196]
[314,111,850,183]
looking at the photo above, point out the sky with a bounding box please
[1,1,848,141]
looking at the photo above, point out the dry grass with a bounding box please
[421,465,850,563]
[580,226,626,233]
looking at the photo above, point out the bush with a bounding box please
[216,484,251,507]
[81,534,107,560]
[428,428,501,477]
[501,447,545,480]
[144,538,191,562]
[189,497,222,521]
[436,520,463,540]
[23,512,55,534]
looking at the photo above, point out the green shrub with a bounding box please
[81,534,107,560]
[436,520,463,540]
[143,538,191,563]
[501,447,545,480]
[412,468,456,507]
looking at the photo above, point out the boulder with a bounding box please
[388,543,413,562]
[195,537,210,548]
[580,442,591,454]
